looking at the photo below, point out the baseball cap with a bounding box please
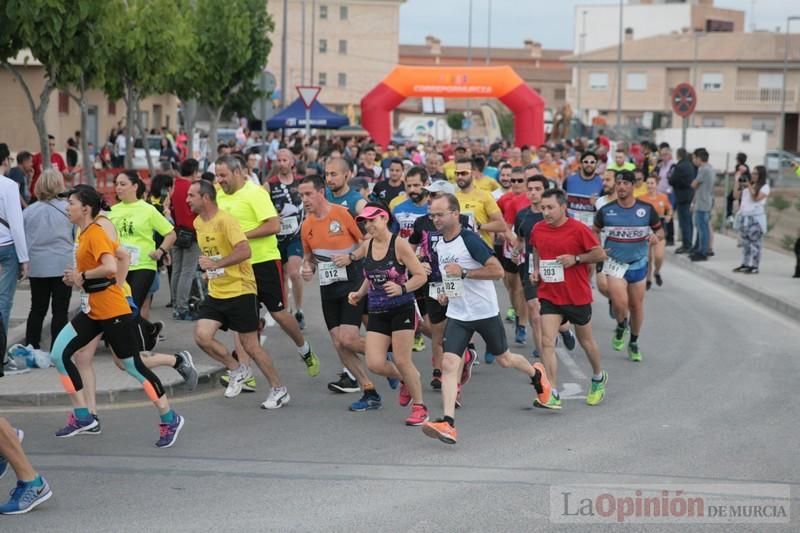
[356,205,389,222]
[423,181,456,195]
[615,170,636,183]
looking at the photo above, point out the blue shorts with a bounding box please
[624,265,648,284]
[278,236,303,262]
[148,271,160,295]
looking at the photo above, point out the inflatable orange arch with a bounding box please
[361,65,545,147]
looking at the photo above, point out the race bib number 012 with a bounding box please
[318,261,347,286]
[602,257,629,279]
[539,259,565,283]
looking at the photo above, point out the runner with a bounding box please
[469,156,501,195]
[594,168,618,315]
[51,186,184,447]
[189,180,290,408]
[0,418,51,514]
[639,175,673,290]
[327,158,366,216]
[299,175,381,409]
[594,170,664,362]
[215,155,320,391]
[563,151,604,228]
[492,163,513,201]
[266,149,307,329]
[421,193,550,444]
[372,158,405,205]
[347,203,429,425]
[529,188,608,410]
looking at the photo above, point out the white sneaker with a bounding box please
[224,366,252,399]
[261,387,290,409]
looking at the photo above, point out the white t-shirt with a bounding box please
[115,134,126,157]
[435,229,498,321]
[739,184,770,215]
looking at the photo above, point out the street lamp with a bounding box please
[576,10,587,124]
[779,16,800,151]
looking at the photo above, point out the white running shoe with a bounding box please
[261,386,290,409]
[224,366,252,398]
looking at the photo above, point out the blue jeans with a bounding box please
[675,202,693,248]
[0,245,20,335]
[694,210,710,256]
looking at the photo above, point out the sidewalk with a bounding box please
[666,231,800,322]
[0,273,225,407]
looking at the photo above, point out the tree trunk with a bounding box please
[207,105,223,168]
[184,98,197,160]
[125,83,137,168]
[3,64,53,167]
[77,77,95,186]
[135,109,155,176]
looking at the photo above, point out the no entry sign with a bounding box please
[672,83,697,118]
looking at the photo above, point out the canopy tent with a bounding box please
[266,98,349,130]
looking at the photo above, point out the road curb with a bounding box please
[666,254,800,324]
[0,366,227,408]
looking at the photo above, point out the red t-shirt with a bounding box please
[30,152,67,197]
[170,176,196,231]
[530,217,600,306]
[496,192,531,225]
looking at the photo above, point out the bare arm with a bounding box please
[444,255,504,281]
[245,217,280,239]
[478,210,507,234]
[202,240,251,270]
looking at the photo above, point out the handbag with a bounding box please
[175,228,195,249]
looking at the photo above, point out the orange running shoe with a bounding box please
[421,418,457,444]
[531,362,552,404]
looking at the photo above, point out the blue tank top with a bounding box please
[564,173,604,224]
[595,200,661,265]
[326,188,363,217]
[363,234,414,312]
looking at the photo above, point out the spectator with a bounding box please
[655,143,676,245]
[6,150,33,207]
[30,135,67,200]
[670,148,696,253]
[23,169,73,350]
[66,138,80,171]
[732,165,769,274]
[158,137,179,169]
[690,148,714,262]
[114,128,127,168]
[0,144,30,335]
[727,152,750,220]
[170,159,201,320]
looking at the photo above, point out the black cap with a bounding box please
[615,170,636,183]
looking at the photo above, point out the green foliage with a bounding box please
[446,112,464,131]
[497,111,514,141]
[769,193,790,212]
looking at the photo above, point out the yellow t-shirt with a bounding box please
[443,160,457,182]
[455,188,501,246]
[194,210,256,299]
[389,193,407,212]
[633,182,648,198]
[217,180,280,264]
[473,176,500,194]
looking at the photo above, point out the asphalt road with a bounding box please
[1,262,798,532]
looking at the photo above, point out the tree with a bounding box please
[183,0,273,160]
[446,112,464,131]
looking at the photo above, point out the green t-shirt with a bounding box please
[109,199,174,271]
[217,180,280,264]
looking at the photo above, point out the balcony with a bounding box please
[734,87,797,105]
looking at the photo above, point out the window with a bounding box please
[338,73,347,88]
[340,5,348,20]
[589,72,608,90]
[701,72,723,91]
[319,39,327,53]
[319,72,327,86]
[319,5,327,19]
[58,91,70,114]
[752,117,776,134]
[626,72,647,91]
[338,39,347,54]
[758,73,783,89]
[108,100,117,115]
[701,116,724,127]
[554,88,566,100]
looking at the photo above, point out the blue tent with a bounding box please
[267,97,349,130]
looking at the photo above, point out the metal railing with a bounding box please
[734,87,797,105]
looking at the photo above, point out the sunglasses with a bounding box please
[510,179,525,183]
[582,160,597,165]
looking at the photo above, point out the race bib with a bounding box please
[602,257,630,279]
[80,291,91,314]
[463,211,477,231]
[318,261,347,286]
[123,244,140,266]
[206,255,224,279]
[539,259,565,283]
[574,210,595,227]
[428,282,445,299]
[279,216,299,236]
[528,253,535,274]
[442,275,463,297]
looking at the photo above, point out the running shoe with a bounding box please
[398,382,412,406]
[461,348,477,386]
[175,351,199,391]
[505,307,516,323]
[484,351,495,364]
[218,372,257,392]
[2,354,30,376]
[560,329,577,351]
[0,429,23,480]
[612,325,628,351]
[515,325,527,345]
[430,369,442,390]
[531,349,540,359]
[328,372,360,393]
[405,404,429,426]
[349,390,382,411]
[386,352,400,389]
[655,273,663,286]
[0,478,52,514]
[55,413,98,437]
[294,310,306,330]
[421,418,457,444]
[646,280,652,291]
[744,267,759,274]
[586,371,608,406]
[155,414,185,448]
[531,362,552,405]
[261,387,291,409]
[302,348,320,377]
[86,414,101,435]
[224,366,253,398]
[732,265,749,273]
[628,342,643,362]
[534,392,562,410]
[412,333,426,352]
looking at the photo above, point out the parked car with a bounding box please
[132,136,162,170]
[764,149,800,185]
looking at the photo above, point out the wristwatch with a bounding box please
[575,255,581,264]
[461,269,469,279]
[348,252,357,262]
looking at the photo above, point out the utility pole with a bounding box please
[615,0,623,131]
[486,0,491,65]
[301,1,306,85]
[310,0,316,84]
[280,0,288,108]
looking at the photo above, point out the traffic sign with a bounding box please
[297,86,321,109]
[259,71,277,93]
[251,98,274,121]
[671,83,697,118]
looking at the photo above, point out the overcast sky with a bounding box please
[399,0,795,50]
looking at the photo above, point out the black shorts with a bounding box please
[321,293,366,330]
[415,285,428,317]
[519,272,538,301]
[425,297,448,324]
[443,314,508,356]
[126,269,156,309]
[494,245,519,274]
[199,294,260,333]
[539,298,592,326]
[72,311,141,359]
[253,260,286,312]
[367,303,416,336]
[278,236,303,262]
